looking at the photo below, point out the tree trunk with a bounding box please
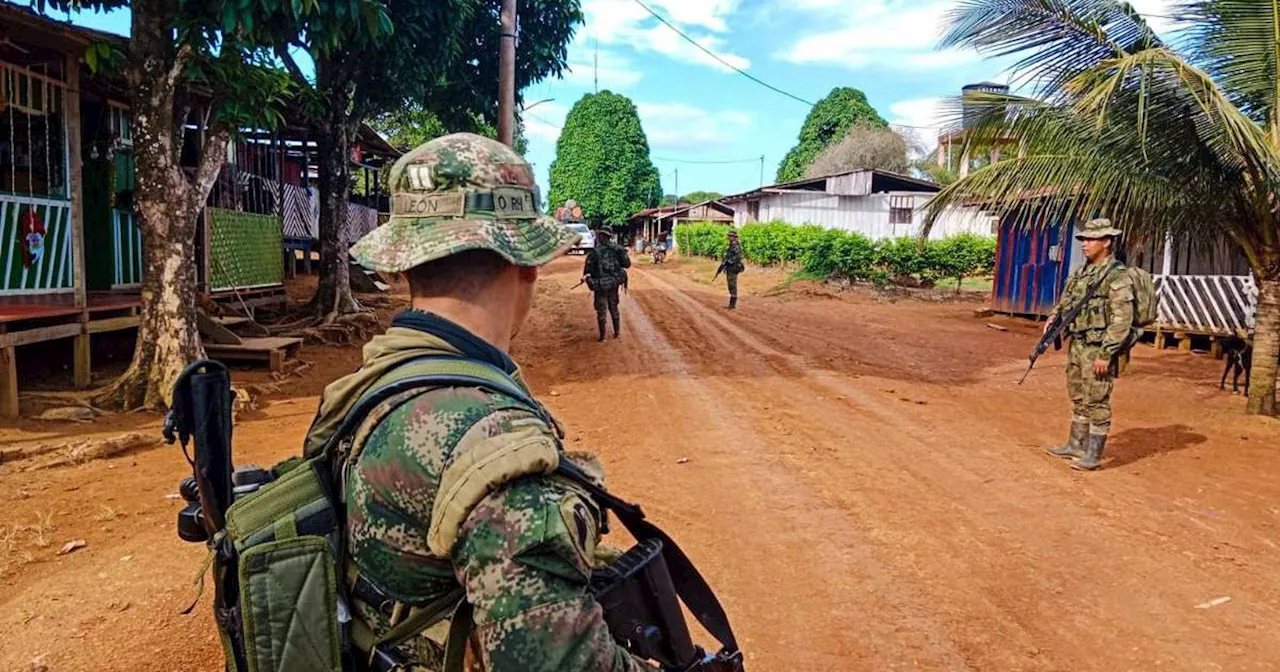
[95,0,230,410]
[1246,275,1280,415]
[103,197,206,409]
[310,100,361,319]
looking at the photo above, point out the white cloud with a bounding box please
[579,0,750,72]
[888,97,946,156]
[777,0,952,70]
[635,102,752,149]
[561,49,644,90]
[778,0,1179,71]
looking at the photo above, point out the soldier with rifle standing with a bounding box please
[1042,218,1134,471]
[713,229,745,310]
[583,227,631,341]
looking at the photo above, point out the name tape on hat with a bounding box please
[393,187,537,220]
[394,192,465,218]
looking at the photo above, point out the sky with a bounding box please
[52,0,1175,202]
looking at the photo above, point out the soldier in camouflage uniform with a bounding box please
[582,228,630,341]
[722,230,744,310]
[1044,218,1134,471]
[309,133,656,671]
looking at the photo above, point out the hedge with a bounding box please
[675,221,996,287]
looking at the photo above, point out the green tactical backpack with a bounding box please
[1126,265,1158,327]
[174,356,564,672]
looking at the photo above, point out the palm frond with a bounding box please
[941,0,1163,98]
[1177,0,1280,125]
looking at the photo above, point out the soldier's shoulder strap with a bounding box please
[556,459,741,655]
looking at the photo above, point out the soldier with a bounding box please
[1044,218,1134,471]
[582,227,630,341]
[721,229,745,309]
[311,133,656,670]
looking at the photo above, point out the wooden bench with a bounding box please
[204,337,303,373]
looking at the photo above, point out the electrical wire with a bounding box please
[652,155,760,164]
[630,0,816,107]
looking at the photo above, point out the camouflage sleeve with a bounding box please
[619,246,631,269]
[1100,269,1135,358]
[454,477,657,672]
[583,250,596,277]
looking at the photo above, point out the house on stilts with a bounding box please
[0,6,398,416]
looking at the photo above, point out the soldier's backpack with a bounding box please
[168,358,740,672]
[1126,265,1158,327]
[595,243,626,291]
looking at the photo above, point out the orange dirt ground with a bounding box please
[1,256,1278,671]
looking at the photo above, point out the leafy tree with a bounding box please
[371,106,528,155]
[805,124,910,177]
[682,190,723,203]
[777,87,887,182]
[37,0,331,410]
[273,0,578,322]
[924,0,1280,415]
[660,194,683,207]
[548,91,661,224]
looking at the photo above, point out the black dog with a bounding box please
[1220,338,1252,394]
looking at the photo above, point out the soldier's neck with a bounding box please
[409,296,514,354]
[1086,253,1114,267]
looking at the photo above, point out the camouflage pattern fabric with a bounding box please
[722,239,744,274]
[351,133,580,272]
[1051,255,1134,434]
[344,355,655,671]
[583,240,631,294]
[725,272,739,299]
[593,286,621,316]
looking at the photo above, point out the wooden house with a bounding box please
[720,169,995,241]
[626,200,733,250]
[0,7,400,416]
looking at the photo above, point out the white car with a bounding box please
[567,223,595,254]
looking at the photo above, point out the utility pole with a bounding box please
[674,168,679,207]
[759,155,765,187]
[498,0,517,147]
[594,38,599,93]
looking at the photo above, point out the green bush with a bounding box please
[674,221,996,287]
[876,237,926,279]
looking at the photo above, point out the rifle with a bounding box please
[1019,263,1117,384]
[571,276,587,290]
[712,262,725,282]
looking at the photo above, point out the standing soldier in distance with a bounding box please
[315,133,657,670]
[583,227,630,341]
[721,229,745,310]
[1044,218,1134,471]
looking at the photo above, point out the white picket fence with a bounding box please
[1154,274,1256,337]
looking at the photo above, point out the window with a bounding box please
[889,195,913,225]
[108,102,132,147]
[0,63,68,199]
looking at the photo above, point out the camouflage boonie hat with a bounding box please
[1076,218,1123,240]
[727,229,739,237]
[351,133,579,272]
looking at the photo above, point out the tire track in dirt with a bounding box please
[611,284,976,671]
[627,267,1280,671]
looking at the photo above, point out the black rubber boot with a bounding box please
[1071,433,1107,471]
[1046,421,1089,459]
[597,315,607,342]
[611,314,621,339]
[727,296,738,310]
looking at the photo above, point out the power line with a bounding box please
[630,0,816,107]
[652,155,761,164]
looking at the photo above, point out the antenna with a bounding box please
[594,37,599,93]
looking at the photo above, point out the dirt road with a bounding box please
[3,256,1279,671]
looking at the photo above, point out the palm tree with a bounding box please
[924,0,1280,415]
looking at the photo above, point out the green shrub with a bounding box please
[876,237,926,279]
[675,220,995,288]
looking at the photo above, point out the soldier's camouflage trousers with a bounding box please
[1065,338,1115,434]
[725,271,739,299]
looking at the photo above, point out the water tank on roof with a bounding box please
[961,82,1009,129]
